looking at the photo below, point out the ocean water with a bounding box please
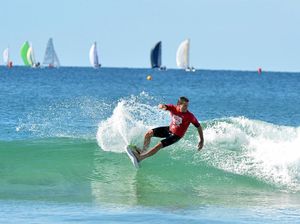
[0,66,300,223]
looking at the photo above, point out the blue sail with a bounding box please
[150,41,162,68]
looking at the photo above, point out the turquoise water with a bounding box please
[0,66,300,223]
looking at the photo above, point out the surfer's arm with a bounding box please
[197,124,204,151]
[190,115,204,151]
[159,104,177,112]
[158,104,168,110]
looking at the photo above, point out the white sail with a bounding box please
[176,39,190,69]
[89,42,99,67]
[43,38,60,67]
[27,46,36,67]
[3,48,9,65]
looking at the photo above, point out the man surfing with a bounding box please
[131,96,204,163]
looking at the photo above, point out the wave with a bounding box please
[1,93,300,204]
[202,117,300,190]
[96,94,300,191]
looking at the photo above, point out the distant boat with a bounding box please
[89,42,100,68]
[176,39,195,72]
[43,38,60,68]
[27,44,40,68]
[20,41,30,66]
[20,41,40,68]
[150,41,166,70]
[3,48,12,67]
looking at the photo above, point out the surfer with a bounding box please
[132,96,204,162]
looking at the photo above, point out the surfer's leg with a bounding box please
[134,135,181,162]
[161,134,181,148]
[143,130,153,151]
[137,142,163,162]
[144,126,170,151]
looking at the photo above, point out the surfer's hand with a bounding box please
[198,141,204,151]
[158,104,167,110]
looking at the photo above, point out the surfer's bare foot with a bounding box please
[131,149,141,162]
[132,146,142,154]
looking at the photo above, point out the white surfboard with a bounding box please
[125,145,140,168]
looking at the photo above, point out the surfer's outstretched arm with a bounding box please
[158,104,167,110]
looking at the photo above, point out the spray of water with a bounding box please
[96,93,168,152]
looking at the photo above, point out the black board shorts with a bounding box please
[152,126,181,148]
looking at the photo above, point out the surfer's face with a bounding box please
[178,101,188,112]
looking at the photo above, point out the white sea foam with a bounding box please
[203,117,300,189]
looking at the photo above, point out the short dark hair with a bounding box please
[177,96,189,105]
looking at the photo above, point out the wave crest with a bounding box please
[203,117,300,189]
[96,95,300,190]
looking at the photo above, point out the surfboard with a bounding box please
[125,145,140,168]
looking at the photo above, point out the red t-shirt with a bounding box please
[166,104,200,137]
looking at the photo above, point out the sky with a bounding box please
[0,0,300,72]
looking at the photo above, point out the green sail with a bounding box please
[20,41,30,66]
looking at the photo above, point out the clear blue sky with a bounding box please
[1,0,300,71]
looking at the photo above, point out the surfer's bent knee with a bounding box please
[145,130,154,138]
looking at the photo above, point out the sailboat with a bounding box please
[20,41,30,66]
[27,44,40,68]
[43,38,60,68]
[150,41,166,70]
[176,39,195,72]
[89,42,100,68]
[20,41,40,68]
[3,48,12,68]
